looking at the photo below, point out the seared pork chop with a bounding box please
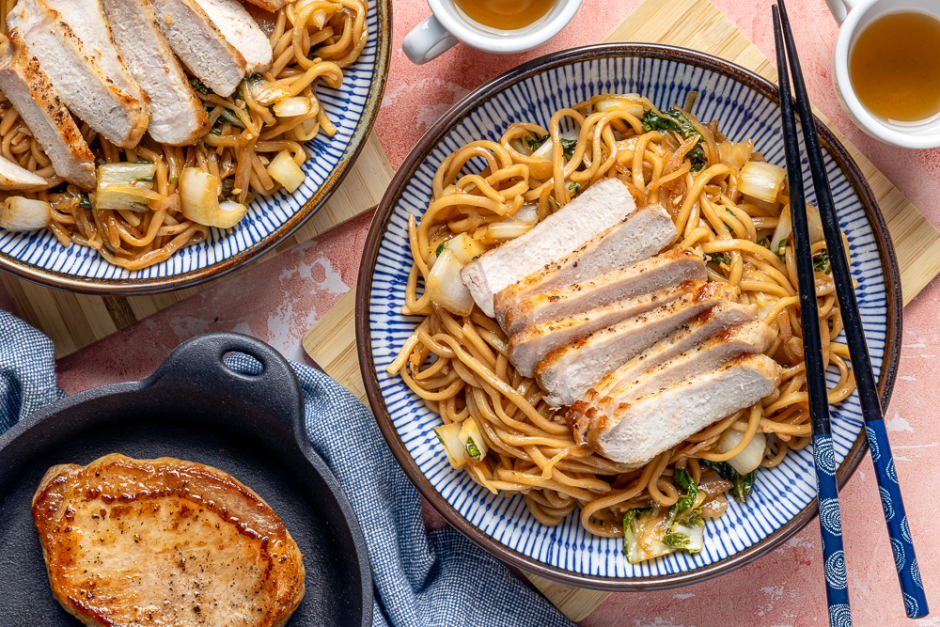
[32,453,305,627]
[494,203,679,330]
[461,177,637,317]
[0,33,95,189]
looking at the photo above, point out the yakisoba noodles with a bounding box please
[388,92,857,558]
[0,0,367,270]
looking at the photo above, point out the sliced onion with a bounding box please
[719,428,767,475]
[718,139,754,170]
[513,203,539,224]
[426,248,474,315]
[273,97,312,118]
[0,196,50,231]
[267,151,305,193]
[739,161,785,203]
[179,167,247,229]
[433,421,467,469]
[770,203,792,256]
[595,94,645,119]
[444,232,487,264]
[805,203,825,244]
[96,162,159,211]
[486,220,533,240]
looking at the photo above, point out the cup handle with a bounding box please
[824,0,861,25]
[403,15,458,65]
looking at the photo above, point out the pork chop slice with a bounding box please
[600,320,775,410]
[494,203,679,330]
[461,177,637,317]
[585,354,782,464]
[509,279,703,378]
[191,0,273,74]
[8,0,150,148]
[535,281,738,407]
[502,248,706,336]
[44,0,150,112]
[101,0,209,145]
[152,0,249,96]
[0,33,95,189]
[567,301,758,443]
[32,453,305,627]
[0,153,49,190]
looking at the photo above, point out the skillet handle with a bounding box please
[148,333,305,431]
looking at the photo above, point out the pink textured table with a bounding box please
[2,1,937,624]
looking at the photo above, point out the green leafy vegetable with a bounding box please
[568,181,581,196]
[621,507,650,560]
[465,437,482,461]
[189,77,212,95]
[813,250,831,274]
[776,238,787,258]
[78,194,92,209]
[663,530,691,549]
[670,469,699,517]
[434,242,446,256]
[169,176,179,185]
[706,252,729,265]
[641,108,707,171]
[307,47,321,60]
[525,134,549,151]
[703,460,756,502]
[559,138,578,161]
[757,237,771,250]
[208,128,222,136]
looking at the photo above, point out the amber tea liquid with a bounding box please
[849,11,940,123]
[453,0,557,30]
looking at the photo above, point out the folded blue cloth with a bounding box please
[0,310,575,627]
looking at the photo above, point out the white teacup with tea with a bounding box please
[403,0,583,65]
[827,0,940,148]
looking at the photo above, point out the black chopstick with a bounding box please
[772,9,851,626]
[776,0,928,619]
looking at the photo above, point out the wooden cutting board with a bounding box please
[301,0,940,621]
[0,132,392,359]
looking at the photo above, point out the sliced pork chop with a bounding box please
[567,301,759,443]
[153,0,249,96]
[503,248,706,336]
[44,0,150,113]
[8,0,150,148]
[0,33,95,189]
[102,0,209,145]
[32,453,305,627]
[462,177,637,317]
[600,320,775,409]
[240,0,289,12]
[509,280,703,378]
[192,0,273,74]
[584,354,782,464]
[0,153,49,190]
[536,282,738,407]
[494,203,678,330]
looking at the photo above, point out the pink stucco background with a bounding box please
[1,1,938,624]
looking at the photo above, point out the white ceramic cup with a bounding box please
[827,0,940,149]
[402,0,583,65]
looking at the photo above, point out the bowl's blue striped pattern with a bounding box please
[0,2,382,280]
[368,56,887,579]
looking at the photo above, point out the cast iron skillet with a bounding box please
[0,333,372,627]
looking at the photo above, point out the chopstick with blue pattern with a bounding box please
[772,9,851,626]
[776,0,928,618]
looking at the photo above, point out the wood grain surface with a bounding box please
[301,0,940,620]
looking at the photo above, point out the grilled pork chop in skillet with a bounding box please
[32,453,306,627]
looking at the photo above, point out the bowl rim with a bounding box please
[356,42,902,590]
[0,0,392,296]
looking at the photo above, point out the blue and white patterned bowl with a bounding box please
[357,45,902,588]
[0,0,390,294]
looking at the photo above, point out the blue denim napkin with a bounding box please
[0,310,575,627]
